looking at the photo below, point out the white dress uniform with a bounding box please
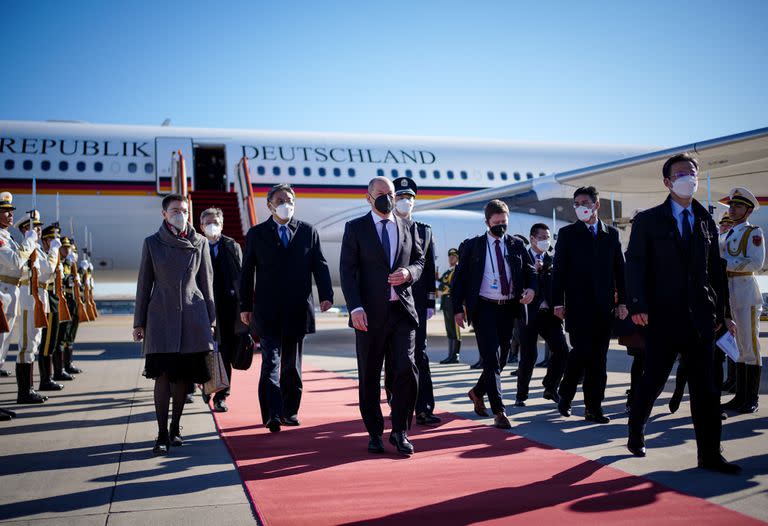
[0,227,36,369]
[14,214,58,365]
[723,220,765,365]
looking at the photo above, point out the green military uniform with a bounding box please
[37,224,65,391]
[58,238,83,374]
[438,248,462,364]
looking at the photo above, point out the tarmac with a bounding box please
[0,313,766,525]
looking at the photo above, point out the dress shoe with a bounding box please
[0,369,10,377]
[169,424,183,447]
[416,412,441,425]
[439,355,459,364]
[201,392,211,404]
[737,401,759,414]
[281,415,301,426]
[720,411,728,420]
[469,359,484,370]
[153,434,170,456]
[514,399,526,407]
[389,431,414,455]
[584,410,610,424]
[468,389,489,417]
[266,418,281,433]
[53,371,74,381]
[0,411,11,421]
[493,412,512,430]
[535,360,549,368]
[543,390,561,404]
[213,399,228,412]
[627,434,646,457]
[17,390,47,404]
[185,394,194,404]
[557,399,571,417]
[697,455,742,475]
[0,407,17,418]
[39,379,64,391]
[509,369,518,377]
[367,435,384,453]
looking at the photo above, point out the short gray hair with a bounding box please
[200,208,224,224]
[267,183,295,203]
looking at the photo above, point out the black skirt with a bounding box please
[144,352,210,384]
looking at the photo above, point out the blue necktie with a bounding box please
[380,219,391,268]
[681,209,692,251]
[589,225,597,237]
[279,225,289,248]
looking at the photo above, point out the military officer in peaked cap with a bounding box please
[438,248,462,364]
[721,187,765,414]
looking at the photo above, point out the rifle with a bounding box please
[56,253,72,323]
[0,297,9,333]
[28,250,49,329]
[84,270,98,320]
[72,262,90,322]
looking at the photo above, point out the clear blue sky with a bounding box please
[1,0,766,147]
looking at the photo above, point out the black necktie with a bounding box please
[380,219,391,268]
[681,209,692,251]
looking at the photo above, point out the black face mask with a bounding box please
[372,194,394,214]
[490,223,508,237]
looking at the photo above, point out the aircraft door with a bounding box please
[155,137,194,194]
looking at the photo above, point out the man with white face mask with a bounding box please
[240,184,333,432]
[201,208,242,413]
[626,153,739,474]
[552,186,627,424]
[390,177,440,425]
[514,223,569,408]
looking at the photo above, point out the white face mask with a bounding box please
[395,198,414,215]
[575,205,594,222]
[671,175,698,198]
[167,212,188,230]
[274,203,294,221]
[535,239,550,253]
[204,223,222,238]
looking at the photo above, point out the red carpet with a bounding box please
[212,361,763,525]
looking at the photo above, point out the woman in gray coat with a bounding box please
[133,194,216,455]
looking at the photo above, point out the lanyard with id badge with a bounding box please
[486,239,504,290]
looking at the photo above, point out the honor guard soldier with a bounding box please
[721,187,765,414]
[58,237,83,375]
[14,211,59,403]
[438,248,462,364]
[0,193,40,418]
[36,224,69,391]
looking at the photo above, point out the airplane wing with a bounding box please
[416,126,768,218]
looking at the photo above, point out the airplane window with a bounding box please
[487,171,495,180]
[391,169,399,177]
[303,167,311,176]
[273,166,280,176]
[460,171,468,180]
[405,170,413,179]
[77,161,87,172]
[288,167,296,176]
[319,167,326,177]
[257,166,266,176]
[348,168,356,177]
[447,170,454,179]
[128,162,137,173]
[59,161,69,171]
[333,168,341,177]
[526,172,533,179]
[433,170,440,179]
[94,162,103,173]
[514,172,521,181]
[500,172,508,180]
[377,169,384,177]
[4,159,14,170]
[41,160,51,171]
[419,170,427,179]
[23,160,33,171]
[145,163,154,174]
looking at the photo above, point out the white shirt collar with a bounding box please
[372,212,394,225]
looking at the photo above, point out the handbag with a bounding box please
[203,344,230,395]
[232,332,255,370]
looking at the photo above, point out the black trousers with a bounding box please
[471,300,516,414]
[517,310,569,401]
[414,308,435,414]
[356,302,418,435]
[628,326,722,459]
[558,323,611,411]
[258,332,304,424]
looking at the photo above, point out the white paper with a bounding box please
[716,332,740,361]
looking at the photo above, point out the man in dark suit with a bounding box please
[515,223,569,407]
[201,208,243,413]
[240,184,333,433]
[552,186,627,424]
[340,176,425,456]
[451,199,536,429]
[626,153,740,474]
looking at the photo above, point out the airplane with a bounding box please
[0,119,655,299]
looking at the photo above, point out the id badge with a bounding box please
[490,279,499,290]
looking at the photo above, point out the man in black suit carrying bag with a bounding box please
[240,184,333,433]
[451,199,536,429]
[552,186,627,424]
[625,153,740,474]
[340,177,425,456]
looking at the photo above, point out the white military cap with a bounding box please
[728,187,759,211]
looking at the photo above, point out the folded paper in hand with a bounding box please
[716,332,739,362]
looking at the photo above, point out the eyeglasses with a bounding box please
[672,172,697,180]
[167,207,189,214]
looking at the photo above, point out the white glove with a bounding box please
[65,253,76,264]
[72,252,79,262]
[49,238,62,252]
[79,260,89,271]
[427,308,435,320]
[32,258,41,270]
[24,229,38,242]
[88,262,94,272]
